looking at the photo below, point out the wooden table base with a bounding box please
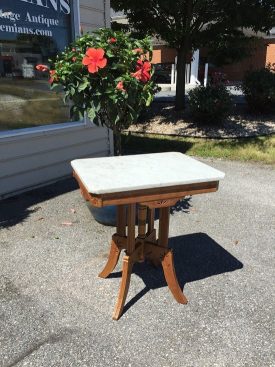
[98,203,188,320]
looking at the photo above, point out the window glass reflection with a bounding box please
[0,0,73,131]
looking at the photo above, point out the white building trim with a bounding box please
[190,49,200,85]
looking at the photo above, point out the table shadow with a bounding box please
[108,232,243,316]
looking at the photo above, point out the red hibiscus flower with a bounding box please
[116,81,126,92]
[131,59,151,83]
[109,37,117,43]
[82,48,107,73]
[133,48,143,54]
[49,70,57,84]
[72,57,77,62]
[36,64,49,72]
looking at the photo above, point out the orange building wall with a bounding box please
[220,39,273,80]
[154,39,275,81]
[152,46,177,64]
[266,40,275,66]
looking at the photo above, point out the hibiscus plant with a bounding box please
[37,28,158,155]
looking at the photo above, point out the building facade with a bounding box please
[111,11,275,84]
[152,36,275,84]
[0,0,112,199]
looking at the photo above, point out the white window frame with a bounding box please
[0,0,88,140]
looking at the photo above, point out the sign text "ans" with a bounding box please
[19,0,71,14]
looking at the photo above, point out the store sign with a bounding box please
[0,0,71,38]
[19,0,71,14]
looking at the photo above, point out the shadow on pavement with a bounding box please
[0,178,78,229]
[109,232,243,316]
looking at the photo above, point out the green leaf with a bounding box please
[93,99,101,112]
[145,93,153,106]
[87,107,96,120]
[78,80,90,91]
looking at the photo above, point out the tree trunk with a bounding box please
[113,130,122,156]
[175,47,188,111]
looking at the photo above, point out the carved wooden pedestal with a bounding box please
[99,202,188,320]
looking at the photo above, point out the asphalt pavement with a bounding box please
[0,158,274,367]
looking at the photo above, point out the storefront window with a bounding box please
[0,0,73,131]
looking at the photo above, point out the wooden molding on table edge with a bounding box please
[72,170,219,207]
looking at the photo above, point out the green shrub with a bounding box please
[188,84,233,124]
[241,67,275,113]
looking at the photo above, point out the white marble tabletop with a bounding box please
[71,152,225,195]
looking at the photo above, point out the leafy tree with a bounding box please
[111,0,275,110]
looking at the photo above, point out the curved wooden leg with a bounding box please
[162,250,188,304]
[98,240,121,278]
[112,255,133,320]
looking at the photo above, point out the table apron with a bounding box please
[73,170,219,207]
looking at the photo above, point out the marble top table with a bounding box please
[71,152,225,320]
[71,152,224,195]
